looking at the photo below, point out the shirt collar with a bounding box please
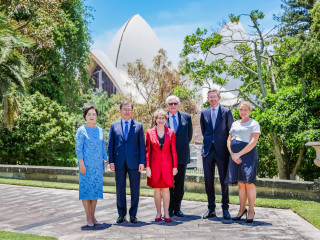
[121,119,132,124]
[169,111,179,118]
[211,104,220,111]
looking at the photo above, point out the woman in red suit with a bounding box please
[146,109,178,223]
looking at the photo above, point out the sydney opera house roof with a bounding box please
[88,14,247,106]
[89,14,162,103]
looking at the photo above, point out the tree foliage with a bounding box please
[0,92,76,166]
[0,12,32,130]
[0,0,92,111]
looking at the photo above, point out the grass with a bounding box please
[0,231,57,240]
[1,178,320,229]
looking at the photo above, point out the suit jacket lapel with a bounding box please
[151,126,160,147]
[117,120,124,140]
[175,111,183,134]
[165,116,170,128]
[206,107,213,130]
[163,126,170,148]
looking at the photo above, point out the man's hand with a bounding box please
[109,163,115,172]
[138,164,144,172]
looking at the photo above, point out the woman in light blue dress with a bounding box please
[225,101,261,223]
[76,106,107,227]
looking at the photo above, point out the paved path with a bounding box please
[0,184,319,240]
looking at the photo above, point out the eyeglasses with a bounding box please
[168,102,179,106]
[121,108,133,112]
[208,95,219,99]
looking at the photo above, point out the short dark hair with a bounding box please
[207,88,220,97]
[120,101,134,110]
[83,106,98,119]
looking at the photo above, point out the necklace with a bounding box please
[157,128,164,138]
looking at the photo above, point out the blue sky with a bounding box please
[85,0,283,64]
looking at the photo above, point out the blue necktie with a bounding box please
[172,115,178,133]
[124,121,129,140]
[211,108,216,130]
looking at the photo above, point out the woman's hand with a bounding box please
[231,153,242,164]
[173,168,178,176]
[79,162,86,175]
[146,167,151,178]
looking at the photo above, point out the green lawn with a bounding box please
[0,231,56,240]
[1,178,319,229]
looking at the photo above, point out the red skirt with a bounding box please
[148,173,173,188]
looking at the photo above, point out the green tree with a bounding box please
[1,0,92,111]
[0,92,76,166]
[0,12,32,130]
[181,9,320,180]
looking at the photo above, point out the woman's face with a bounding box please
[156,115,166,127]
[86,109,97,125]
[239,104,251,119]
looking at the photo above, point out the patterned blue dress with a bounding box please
[75,125,107,200]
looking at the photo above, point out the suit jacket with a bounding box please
[200,106,234,160]
[108,119,146,170]
[165,111,193,164]
[145,126,178,187]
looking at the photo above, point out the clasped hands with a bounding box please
[146,167,178,178]
[231,152,242,164]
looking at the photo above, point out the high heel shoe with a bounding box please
[246,211,255,223]
[164,217,172,223]
[232,209,247,221]
[155,214,162,222]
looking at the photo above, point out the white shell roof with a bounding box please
[106,14,163,70]
[204,21,248,106]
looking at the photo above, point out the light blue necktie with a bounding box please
[124,121,129,140]
[211,108,216,130]
[172,115,178,133]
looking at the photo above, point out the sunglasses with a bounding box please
[168,102,178,106]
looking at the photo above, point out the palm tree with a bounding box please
[0,12,32,130]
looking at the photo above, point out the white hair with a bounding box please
[165,95,180,105]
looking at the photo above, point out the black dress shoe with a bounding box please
[116,216,126,223]
[202,209,216,219]
[174,210,184,217]
[130,216,138,224]
[223,209,231,220]
[169,210,173,217]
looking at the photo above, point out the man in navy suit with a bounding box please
[165,95,193,218]
[108,101,146,224]
[200,89,233,219]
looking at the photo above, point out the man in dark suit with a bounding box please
[108,101,146,224]
[165,95,193,218]
[200,89,233,219]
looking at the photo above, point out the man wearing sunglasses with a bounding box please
[165,95,193,218]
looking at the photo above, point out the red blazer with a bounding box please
[146,126,178,188]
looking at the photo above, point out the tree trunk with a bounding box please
[271,131,290,179]
[290,149,305,180]
[268,56,277,94]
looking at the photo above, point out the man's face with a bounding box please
[207,91,221,108]
[120,104,133,121]
[166,98,180,114]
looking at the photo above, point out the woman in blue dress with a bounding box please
[225,101,261,223]
[76,106,107,227]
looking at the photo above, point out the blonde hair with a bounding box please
[239,101,252,111]
[153,109,168,122]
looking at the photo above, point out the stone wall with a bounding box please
[1,164,319,201]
